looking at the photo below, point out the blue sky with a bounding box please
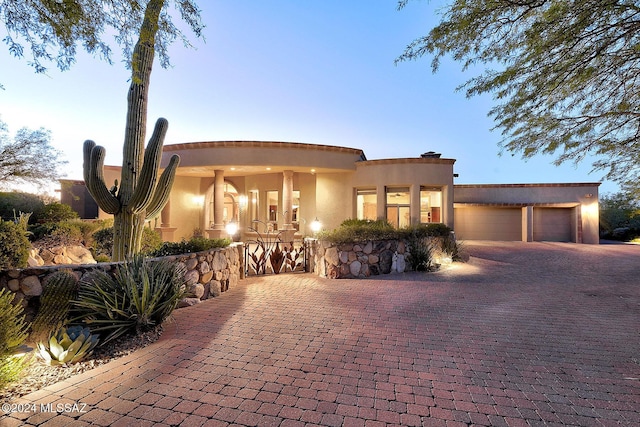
[0,0,617,195]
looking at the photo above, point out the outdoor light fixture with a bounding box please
[192,195,205,206]
[310,217,322,233]
[225,221,238,237]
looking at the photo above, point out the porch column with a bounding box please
[208,169,226,239]
[377,185,386,221]
[522,205,533,242]
[410,185,420,225]
[281,170,295,241]
[155,200,177,241]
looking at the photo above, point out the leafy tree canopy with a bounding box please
[0,117,66,189]
[397,0,640,187]
[0,0,203,75]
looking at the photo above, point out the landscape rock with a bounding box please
[20,276,42,296]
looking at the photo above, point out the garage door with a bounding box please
[533,208,573,242]
[454,207,521,241]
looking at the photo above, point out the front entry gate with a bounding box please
[244,224,310,276]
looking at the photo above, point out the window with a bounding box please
[267,191,278,222]
[356,189,377,221]
[420,187,442,223]
[386,187,410,228]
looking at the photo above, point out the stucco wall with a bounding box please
[315,173,354,232]
[353,159,455,228]
[453,183,600,244]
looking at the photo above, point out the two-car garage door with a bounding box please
[454,206,574,242]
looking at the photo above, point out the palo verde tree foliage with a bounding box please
[0,118,66,190]
[1,1,204,261]
[397,0,640,188]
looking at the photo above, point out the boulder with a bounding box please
[65,246,96,264]
[185,258,198,270]
[211,252,228,271]
[200,271,214,284]
[177,298,201,308]
[191,283,205,299]
[324,247,339,266]
[349,260,362,277]
[185,269,200,286]
[379,250,393,274]
[396,254,406,273]
[20,276,42,296]
[7,279,20,292]
[210,280,222,297]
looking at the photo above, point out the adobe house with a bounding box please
[63,141,600,244]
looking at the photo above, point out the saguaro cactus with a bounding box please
[82,0,180,261]
[83,120,179,261]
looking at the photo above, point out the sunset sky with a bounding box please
[0,0,616,195]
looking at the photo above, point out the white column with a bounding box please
[207,169,226,238]
[155,200,177,241]
[281,170,295,241]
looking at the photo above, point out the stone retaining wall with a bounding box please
[312,239,412,279]
[0,243,244,320]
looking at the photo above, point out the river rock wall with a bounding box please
[312,239,411,279]
[0,243,244,321]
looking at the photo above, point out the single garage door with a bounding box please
[454,207,521,241]
[533,208,573,242]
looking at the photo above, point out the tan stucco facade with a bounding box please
[453,183,600,244]
[79,141,600,244]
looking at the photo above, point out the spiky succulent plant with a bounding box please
[37,326,99,366]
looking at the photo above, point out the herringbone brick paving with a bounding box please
[3,241,639,426]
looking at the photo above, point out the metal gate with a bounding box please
[244,223,311,276]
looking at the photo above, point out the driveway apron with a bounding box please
[3,241,640,426]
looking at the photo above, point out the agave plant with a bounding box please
[37,326,99,366]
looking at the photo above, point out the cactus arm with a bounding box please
[145,154,180,220]
[82,140,95,184]
[128,118,168,214]
[83,140,121,215]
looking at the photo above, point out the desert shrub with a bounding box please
[92,227,113,257]
[319,219,396,243]
[0,191,44,223]
[148,236,231,257]
[92,226,163,259]
[406,234,434,271]
[30,221,84,245]
[39,203,79,222]
[94,254,111,263]
[30,270,78,344]
[0,219,30,269]
[398,223,452,239]
[0,288,31,390]
[142,227,163,254]
[73,255,188,344]
[320,219,453,244]
[439,232,462,261]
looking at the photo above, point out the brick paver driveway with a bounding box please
[4,241,640,426]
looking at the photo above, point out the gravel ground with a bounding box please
[1,326,163,402]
